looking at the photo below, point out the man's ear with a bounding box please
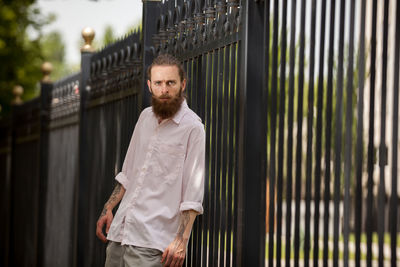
[181,79,187,92]
[147,80,152,93]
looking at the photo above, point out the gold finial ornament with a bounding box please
[81,27,95,52]
[41,62,53,82]
[11,85,24,105]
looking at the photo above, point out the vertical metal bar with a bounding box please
[285,0,297,265]
[343,0,356,266]
[216,46,224,267]
[219,45,230,267]
[262,1,270,265]
[268,0,279,265]
[323,0,336,264]
[390,1,400,265]
[377,1,390,266]
[195,54,205,267]
[37,81,53,267]
[203,51,212,267]
[238,0,266,265]
[226,43,234,267]
[293,1,306,266]
[77,50,94,267]
[276,0,287,265]
[233,41,240,267]
[333,0,346,266]
[309,1,322,266]
[354,0,366,265]
[366,0,378,266]
[142,0,161,109]
[210,48,218,267]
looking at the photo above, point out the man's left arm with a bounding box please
[162,125,205,267]
[161,209,198,267]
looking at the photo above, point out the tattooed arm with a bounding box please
[96,182,126,243]
[161,210,198,267]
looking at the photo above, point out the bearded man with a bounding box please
[96,54,205,267]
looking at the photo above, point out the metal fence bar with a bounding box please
[366,1,378,265]
[309,1,321,266]
[239,0,266,265]
[215,46,223,267]
[285,0,297,265]
[390,2,400,265]
[343,0,356,265]
[203,51,212,267]
[323,0,337,264]
[293,1,306,265]
[303,0,313,264]
[267,0,279,265]
[354,0,367,265]
[276,0,287,265]
[220,45,230,267]
[377,1,390,266]
[333,0,346,266]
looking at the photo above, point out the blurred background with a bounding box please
[0,0,142,116]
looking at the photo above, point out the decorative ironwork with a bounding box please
[87,30,142,108]
[50,73,81,122]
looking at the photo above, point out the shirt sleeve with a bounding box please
[180,124,205,214]
[115,108,147,189]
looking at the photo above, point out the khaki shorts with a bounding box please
[105,241,163,267]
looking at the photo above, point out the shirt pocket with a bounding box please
[153,142,185,184]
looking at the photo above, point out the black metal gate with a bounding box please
[0,0,399,266]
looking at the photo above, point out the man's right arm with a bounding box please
[96,182,126,243]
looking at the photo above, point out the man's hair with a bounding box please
[147,54,186,82]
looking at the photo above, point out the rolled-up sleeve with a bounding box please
[115,172,129,190]
[180,125,205,214]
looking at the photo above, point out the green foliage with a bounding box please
[0,0,54,115]
[102,25,116,46]
[40,31,73,81]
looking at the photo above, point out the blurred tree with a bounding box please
[0,0,54,115]
[41,31,72,80]
[102,25,116,46]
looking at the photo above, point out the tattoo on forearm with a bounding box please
[100,207,107,217]
[105,183,121,207]
[99,183,122,218]
[177,211,190,237]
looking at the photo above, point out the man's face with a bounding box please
[147,65,186,100]
[147,65,187,119]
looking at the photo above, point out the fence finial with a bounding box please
[41,62,53,83]
[81,27,95,52]
[11,85,24,105]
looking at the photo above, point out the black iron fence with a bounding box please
[0,0,399,266]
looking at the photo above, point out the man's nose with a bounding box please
[160,83,169,94]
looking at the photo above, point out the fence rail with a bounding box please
[1,0,399,266]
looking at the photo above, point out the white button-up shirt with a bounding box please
[107,100,205,252]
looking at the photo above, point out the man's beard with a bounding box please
[151,88,184,120]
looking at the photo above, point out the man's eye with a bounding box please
[154,82,161,85]
[167,81,175,86]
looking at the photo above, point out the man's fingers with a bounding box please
[161,248,168,263]
[96,217,108,243]
[169,255,179,267]
[96,227,106,243]
[164,250,174,266]
[179,256,185,267]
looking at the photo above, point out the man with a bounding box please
[96,54,205,267]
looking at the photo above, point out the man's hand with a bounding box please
[96,208,113,243]
[161,236,187,267]
[95,182,125,243]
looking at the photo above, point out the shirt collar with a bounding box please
[171,99,188,125]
